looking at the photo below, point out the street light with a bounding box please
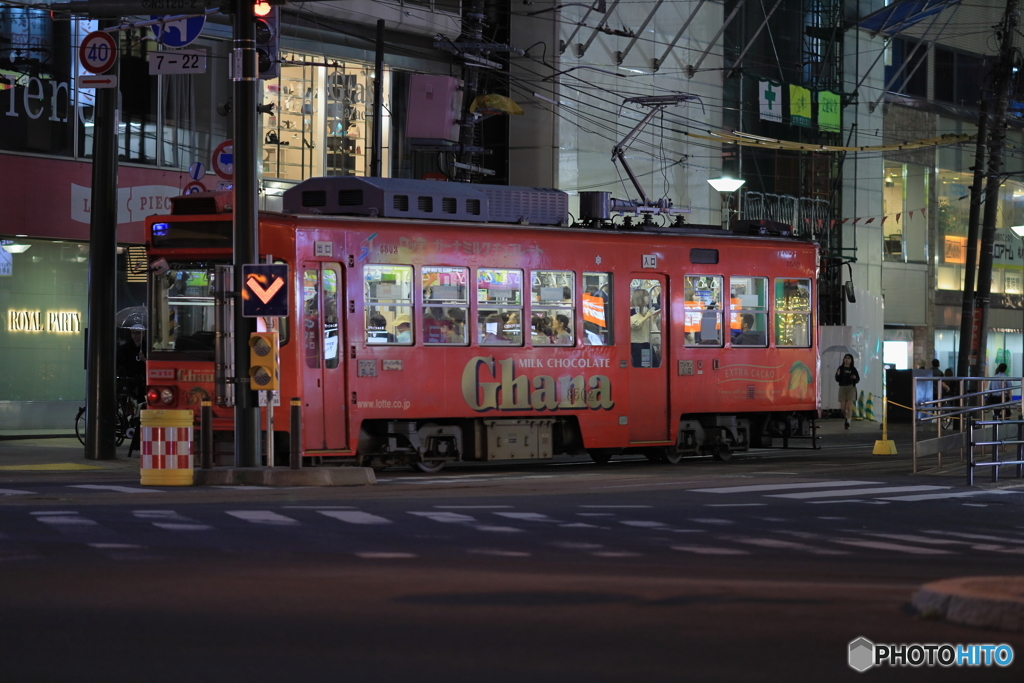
[707,177,745,230]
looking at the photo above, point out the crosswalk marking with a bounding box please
[769,485,948,500]
[494,512,561,523]
[880,490,1023,502]
[924,530,1024,545]
[469,549,531,557]
[134,510,212,531]
[434,505,512,509]
[319,510,392,525]
[620,521,666,528]
[705,503,767,507]
[671,545,750,555]
[0,488,35,496]
[472,525,523,533]
[969,544,1024,555]
[861,533,964,546]
[34,512,96,527]
[832,538,955,555]
[68,485,161,494]
[225,511,299,526]
[691,481,878,494]
[592,551,642,557]
[734,537,849,555]
[408,511,476,523]
[689,518,734,525]
[355,552,416,559]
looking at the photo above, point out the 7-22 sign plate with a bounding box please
[150,49,207,75]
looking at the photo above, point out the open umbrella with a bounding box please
[115,306,148,329]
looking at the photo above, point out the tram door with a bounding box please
[628,274,670,442]
[301,262,348,450]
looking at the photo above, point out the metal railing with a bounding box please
[967,418,1024,485]
[911,375,1021,478]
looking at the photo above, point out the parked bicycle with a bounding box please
[75,378,145,454]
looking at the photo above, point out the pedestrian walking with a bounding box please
[988,362,1009,419]
[835,353,860,429]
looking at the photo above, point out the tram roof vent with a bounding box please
[282,177,569,226]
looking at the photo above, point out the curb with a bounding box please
[913,577,1024,632]
[192,467,376,487]
[192,466,376,489]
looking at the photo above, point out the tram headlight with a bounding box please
[146,386,177,406]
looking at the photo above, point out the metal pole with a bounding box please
[972,0,1019,383]
[85,18,120,461]
[370,19,384,178]
[290,398,302,469]
[201,400,213,469]
[232,1,261,467]
[956,98,989,381]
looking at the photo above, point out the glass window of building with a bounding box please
[262,56,387,181]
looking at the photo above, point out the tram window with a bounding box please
[583,272,613,346]
[422,266,468,345]
[684,275,724,347]
[303,270,320,368]
[531,270,575,346]
[477,268,523,345]
[323,268,340,368]
[630,278,662,367]
[365,264,414,345]
[729,276,768,347]
[150,264,219,356]
[774,278,812,347]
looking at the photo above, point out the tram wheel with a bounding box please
[711,443,732,462]
[412,459,446,473]
[589,449,617,465]
[663,447,683,465]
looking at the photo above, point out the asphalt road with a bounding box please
[2,436,1023,682]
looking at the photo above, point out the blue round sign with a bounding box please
[150,15,206,49]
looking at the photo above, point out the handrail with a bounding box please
[967,418,1024,486]
[911,375,1022,474]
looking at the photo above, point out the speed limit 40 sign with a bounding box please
[80,31,117,74]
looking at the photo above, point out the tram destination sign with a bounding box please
[242,264,289,318]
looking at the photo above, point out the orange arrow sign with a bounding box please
[247,274,285,304]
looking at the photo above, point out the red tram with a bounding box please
[143,177,819,471]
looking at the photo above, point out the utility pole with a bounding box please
[956,98,988,379]
[232,0,262,467]
[967,0,1020,380]
[84,19,120,460]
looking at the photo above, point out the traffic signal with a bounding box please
[249,331,280,391]
[253,0,280,80]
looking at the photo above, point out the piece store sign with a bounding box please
[7,310,83,334]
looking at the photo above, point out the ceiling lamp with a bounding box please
[1,243,31,254]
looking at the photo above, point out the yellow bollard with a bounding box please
[873,398,898,455]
